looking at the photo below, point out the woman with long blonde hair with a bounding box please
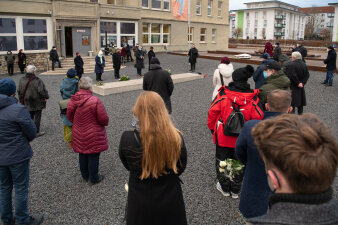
[119,91,187,225]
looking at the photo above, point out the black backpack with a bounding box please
[223,103,245,137]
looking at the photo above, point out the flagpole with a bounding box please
[188,0,191,49]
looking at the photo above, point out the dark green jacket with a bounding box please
[258,70,290,106]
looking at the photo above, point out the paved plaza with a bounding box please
[1,53,338,224]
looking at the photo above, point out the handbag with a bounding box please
[58,99,70,115]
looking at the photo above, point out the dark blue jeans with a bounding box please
[137,68,142,75]
[79,153,100,183]
[0,160,30,225]
[52,59,61,70]
[324,70,334,85]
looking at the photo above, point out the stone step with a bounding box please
[40,66,125,75]
[92,73,203,96]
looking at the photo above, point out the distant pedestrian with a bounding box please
[322,46,336,86]
[119,91,187,225]
[67,77,109,184]
[273,42,281,62]
[208,65,264,199]
[5,50,15,75]
[112,48,122,79]
[285,51,310,115]
[263,41,273,57]
[212,57,234,100]
[74,52,84,79]
[188,44,198,72]
[126,44,133,62]
[279,54,292,74]
[0,78,44,225]
[49,46,62,71]
[95,50,105,81]
[291,44,298,53]
[297,43,307,62]
[60,68,79,148]
[253,53,272,89]
[18,65,49,137]
[18,49,26,74]
[121,45,127,64]
[143,57,174,113]
[235,90,293,219]
[147,46,155,70]
[135,45,145,77]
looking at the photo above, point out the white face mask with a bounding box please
[132,115,139,130]
[327,49,330,52]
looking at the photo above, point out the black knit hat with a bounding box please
[150,57,160,65]
[263,61,281,71]
[328,46,334,50]
[232,65,254,82]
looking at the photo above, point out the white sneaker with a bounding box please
[231,192,239,199]
[216,182,230,197]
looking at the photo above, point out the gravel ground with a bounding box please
[1,53,337,225]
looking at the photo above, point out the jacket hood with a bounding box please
[70,89,93,107]
[149,64,162,70]
[223,88,259,106]
[218,63,234,78]
[0,94,18,109]
[266,70,290,89]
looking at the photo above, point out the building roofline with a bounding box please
[299,6,335,14]
[244,0,300,9]
[328,3,338,6]
[230,7,306,15]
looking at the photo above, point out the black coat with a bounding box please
[285,59,310,107]
[112,52,121,68]
[50,49,59,61]
[273,46,281,61]
[148,50,155,61]
[143,64,174,113]
[134,49,145,69]
[119,130,187,225]
[18,52,26,67]
[74,56,84,69]
[188,47,198,64]
[324,49,337,71]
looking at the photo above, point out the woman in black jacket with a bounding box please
[119,91,187,225]
[18,49,26,74]
[74,52,84,79]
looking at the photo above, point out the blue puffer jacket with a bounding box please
[60,76,78,126]
[0,94,37,166]
[95,55,105,74]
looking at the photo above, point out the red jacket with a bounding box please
[67,89,109,154]
[121,47,127,57]
[264,42,274,57]
[207,87,263,148]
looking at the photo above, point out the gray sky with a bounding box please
[229,0,337,10]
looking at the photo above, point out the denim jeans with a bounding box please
[52,59,61,70]
[79,153,100,183]
[0,160,30,225]
[325,70,334,85]
[137,68,142,75]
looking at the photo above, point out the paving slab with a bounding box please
[92,73,203,96]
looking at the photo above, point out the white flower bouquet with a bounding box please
[219,159,244,181]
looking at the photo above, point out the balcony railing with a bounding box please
[274,32,285,36]
[275,15,286,20]
[274,23,286,28]
[327,23,333,27]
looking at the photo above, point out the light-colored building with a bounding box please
[0,0,229,73]
[299,6,335,39]
[230,0,307,40]
[329,3,338,42]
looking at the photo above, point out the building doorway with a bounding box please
[65,27,73,57]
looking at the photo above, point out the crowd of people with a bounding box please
[0,42,337,225]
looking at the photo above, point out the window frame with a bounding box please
[151,0,162,10]
[208,0,213,17]
[211,28,216,43]
[142,0,149,9]
[196,0,202,16]
[217,1,222,18]
[163,0,170,11]
[188,26,194,43]
[142,23,170,45]
[200,27,207,43]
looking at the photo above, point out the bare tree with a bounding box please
[304,7,322,39]
[319,28,331,41]
[232,28,243,39]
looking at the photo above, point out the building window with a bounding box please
[142,23,149,44]
[152,0,161,9]
[163,24,170,43]
[212,29,216,42]
[107,0,115,4]
[0,18,17,51]
[200,28,206,42]
[196,0,201,15]
[263,11,267,19]
[247,20,250,28]
[143,23,170,45]
[254,28,257,36]
[120,23,135,34]
[163,0,170,11]
[208,0,213,16]
[255,12,258,19]
[142,0,149,8]
[217,2,222,18]
[246,12,249,18]
[151,24,161,43]
[100,22,117,47]
[23,19,47,50]
[254,19,258,27]
[188,27,193,43]
[100,21,117,34]
[264,20,267,27]
[121,23,136,47]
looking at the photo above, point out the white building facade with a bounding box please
[329,3,338,42]
[230,0,307,40]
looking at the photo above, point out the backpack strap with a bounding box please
[219,71,225,86]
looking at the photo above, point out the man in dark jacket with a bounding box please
[0,78,44,225]
[147,46,155,70]
[248,113,338,225]
[143,57,174,114]
[5,50,15,75]
[112,48,122,79]
[258,61,290,107]
[135,45,145,77]
[187,44,198,72]
[273,42,281,62]
[285,51,310,115]
[49,46,62,71]
[74,52,84,79]
[126,44,133,62]
[296,43,307,62]
[236,89,293,219]
[18,49,27,74]
[322,46,336,86]
[18,65,49,137]
[253,53,271,89]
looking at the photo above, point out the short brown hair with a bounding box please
[252,113,338,193]
[267,89,291,112]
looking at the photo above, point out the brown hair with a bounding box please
[252,113,338,193]
[133,91,182,179]
[267,89,291,112]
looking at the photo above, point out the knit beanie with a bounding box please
[220,57,230,64]
[232,65,254,82]
[0,78,16,96]
[328,46,334,50]
[150,57,160,65]
[67,68,77,78]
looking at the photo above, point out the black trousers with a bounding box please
[29,110,42,133]
[114,67,120,78]
[190,63,196,72]
[126,54,133,62]
[19,65,25,74]
[291,106,303,115]
[79,153,100,183]
[215,145,243,194]
[96,73,102,81]
[7,64,14,75]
